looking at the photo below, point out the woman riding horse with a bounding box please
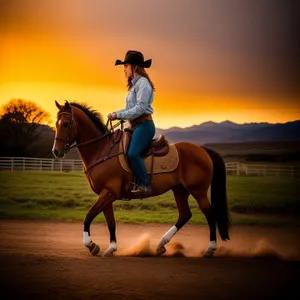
[53,100,230,257]
[108,50,155,195]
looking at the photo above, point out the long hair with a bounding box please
[127,65,155,91]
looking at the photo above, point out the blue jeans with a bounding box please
[127,120,156,188]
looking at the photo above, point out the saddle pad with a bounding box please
[119,143,179,174]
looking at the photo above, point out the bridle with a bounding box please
[55,108,124,154]
[55,111,76,153]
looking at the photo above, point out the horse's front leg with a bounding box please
[83,188,116,256]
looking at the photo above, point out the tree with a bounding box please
[0,99,52,157]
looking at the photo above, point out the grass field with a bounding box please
[0,171,299,225]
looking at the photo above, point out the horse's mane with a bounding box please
[70,102,107,134]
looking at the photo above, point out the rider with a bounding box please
[108,50,156,194]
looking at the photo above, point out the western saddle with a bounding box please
[122,128,169,157]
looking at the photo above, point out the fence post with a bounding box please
[23,158,25,171]
[11,158,14,172]
[60,160,62,172]
[51,159,54,172]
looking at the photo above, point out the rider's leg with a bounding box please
[127,120,155,192]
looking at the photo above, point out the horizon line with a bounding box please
[156,119,300,130]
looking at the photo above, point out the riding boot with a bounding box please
[131,184,152,195]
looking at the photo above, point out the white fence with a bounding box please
[0,157,83,172]
[0,157,297,177]
[225,162,296,177]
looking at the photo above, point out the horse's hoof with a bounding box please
[86,241,100,256]
[102,252,112,258]
[102,248,116,258]
[156,246,166,256]
[203,249,215,258]
[91,244,100,256]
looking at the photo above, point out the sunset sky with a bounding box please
[0,0,299,129]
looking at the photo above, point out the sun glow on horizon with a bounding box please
[1,34,299,129]
[0,81,299,130]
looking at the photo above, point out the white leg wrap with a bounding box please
[83,231,91,246]
[203,240,217,258]
[158,226,178,248]
[103,241,117,257]
[208,241,217,250]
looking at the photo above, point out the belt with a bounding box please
[128,115,152,128]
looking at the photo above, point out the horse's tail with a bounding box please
[204,147,231,240]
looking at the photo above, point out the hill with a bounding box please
[155,120,300,144]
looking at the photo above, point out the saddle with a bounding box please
[118,128,179,177]
[122,128,169,157]
[110,128,175,195]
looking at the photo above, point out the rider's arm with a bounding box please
[116,79,153,120]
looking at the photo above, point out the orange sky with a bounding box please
[0,0,299,129]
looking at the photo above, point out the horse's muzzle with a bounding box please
[52,148,65,158]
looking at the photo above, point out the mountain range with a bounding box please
[154,120,300,145]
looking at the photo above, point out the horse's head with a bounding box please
[52,100,77,158]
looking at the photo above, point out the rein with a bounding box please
[69,119,123,150]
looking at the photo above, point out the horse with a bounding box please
[52,100,231,257]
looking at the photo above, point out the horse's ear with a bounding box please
[55,100,62,109]
[65,100,70,109]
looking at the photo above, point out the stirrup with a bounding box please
[131,184,151,194]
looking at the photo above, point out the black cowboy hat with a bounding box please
[115,50,152,68]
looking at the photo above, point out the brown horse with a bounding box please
[52,101,230,257]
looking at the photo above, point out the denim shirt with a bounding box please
[115,75,154,120]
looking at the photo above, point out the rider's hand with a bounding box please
[107,113,117,120]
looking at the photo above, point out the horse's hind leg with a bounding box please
[189,187,217,258]
[156,185,191,255]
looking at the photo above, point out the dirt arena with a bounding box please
[0,220,300,300]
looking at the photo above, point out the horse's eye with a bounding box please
[63,122,69,127]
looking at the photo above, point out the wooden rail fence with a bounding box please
[0,157,297,177]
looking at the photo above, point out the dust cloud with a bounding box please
[117,234,155,257]
[116,233,187,257]
[116,233,300,260]
[215,239,286,259]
